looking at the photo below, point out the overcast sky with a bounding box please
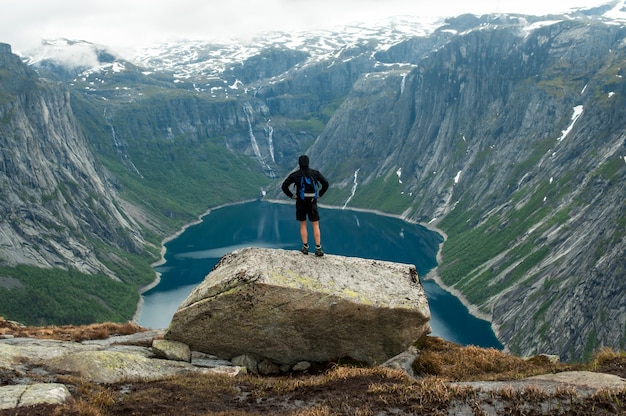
[0,0,614,54]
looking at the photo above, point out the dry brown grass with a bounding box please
[1,319,626,415]
[412,336,567,381]
[587,347,626,373]
[0,317,145,341]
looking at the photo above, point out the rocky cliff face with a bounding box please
[0,43,144,276]
[309,17,626,360]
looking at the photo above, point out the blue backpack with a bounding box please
[299,174,318,201]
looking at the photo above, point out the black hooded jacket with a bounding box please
[281,156,329,200]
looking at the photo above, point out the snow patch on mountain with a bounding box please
[557,106,584,142]
[603,0,626,21]
[126,16,443,81]
[19,4,626,100]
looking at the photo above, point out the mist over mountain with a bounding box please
[1,3,625,360]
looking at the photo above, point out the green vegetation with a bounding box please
[594,157,624,182]
[0,265,138,326]
[284,97,344,138]
[347,172,412,215]
[437,175,570,306]
[72,91,271,231]
[0,199,161,326]
[285,117,326,137]
[89,238,157,288]
[111,135,269,230]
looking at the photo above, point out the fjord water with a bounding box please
[139,200,502,349]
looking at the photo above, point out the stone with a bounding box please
[292,361,311,372]
[379,346,418,378]
[453,371,626,396]
[258,359,281,375]
[526,370,626,390]
[191,351,233,368]
[207,366,247,377]
[82,329,165,348]
[45,350,210,383]
[165,247,431,366]
[0,338,101,370]
[0,327,244,410]
[0,384,70,410]
[448,370,626,415]
[152,339,191,362]
[231,353,261,374]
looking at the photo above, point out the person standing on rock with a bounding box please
[281,155,329,256]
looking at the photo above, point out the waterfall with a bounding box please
[243,104,263,162]
[342,169,360,209]
[243,104,275,178]
[400,73,407,95]
[104,109,143,177]
[265,119,275,163]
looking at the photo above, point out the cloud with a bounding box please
[0,0,614,54]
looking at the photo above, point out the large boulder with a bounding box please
[165,247,431,366]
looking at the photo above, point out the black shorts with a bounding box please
[296,199,320,222]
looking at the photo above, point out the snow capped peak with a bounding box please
[24,38,120,72]
[125,15,442,81]
[20,5,626,98]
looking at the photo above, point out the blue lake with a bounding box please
[139,200,502,349]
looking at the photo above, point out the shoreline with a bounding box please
[301,199,502,340]
[132,198,501,343]
[131,199,258,323]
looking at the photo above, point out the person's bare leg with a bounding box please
[311,221,321,246]
[311,221,324,256]
[300,221,308,245]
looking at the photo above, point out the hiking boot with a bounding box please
[315,245,324,257]
[300,244,309,255]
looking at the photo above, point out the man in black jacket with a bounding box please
[281,155,329,256]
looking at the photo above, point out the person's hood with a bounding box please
[298,155,309,169]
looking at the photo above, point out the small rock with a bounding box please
[231,353,260,374]
[379,346,418,378]
[152,339,191,362]
[258,359,281,375]
[190,350,233,368]
[0,383,71,410]
[208,366,247,377]
[292,361,311,372]
[45,350,209,383]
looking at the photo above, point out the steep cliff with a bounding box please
[0,43,147,269]
[309,17,626,360]
[0,43,154,324]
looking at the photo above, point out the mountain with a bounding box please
[0,43,154,324]
[1,2,625,360]
[311,13,626,362]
